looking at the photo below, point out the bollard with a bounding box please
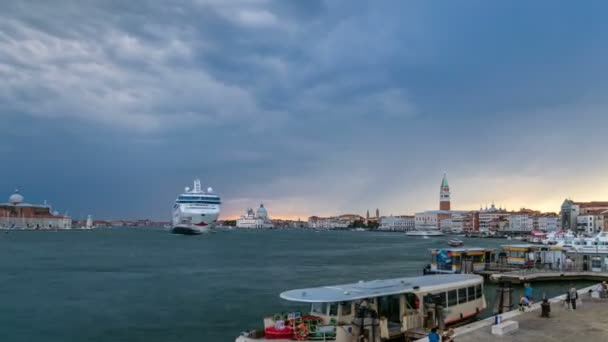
[540,299,551,318]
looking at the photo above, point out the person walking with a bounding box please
[569,287,578,310]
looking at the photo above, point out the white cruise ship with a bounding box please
[171,179,221,235]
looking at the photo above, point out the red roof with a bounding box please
[574,201,608,208]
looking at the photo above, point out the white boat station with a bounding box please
[237,274,486,342]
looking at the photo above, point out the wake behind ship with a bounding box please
[171,179,221,235]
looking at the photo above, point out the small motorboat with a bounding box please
[447,239,464,247]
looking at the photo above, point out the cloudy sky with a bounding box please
[2,1,608,220]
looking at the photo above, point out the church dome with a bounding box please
[256,203,268,218]
[9,190,24,205]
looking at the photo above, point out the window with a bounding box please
[458,288,467,304]
[448,290,458,306]
[437,292,446,307]
[340,302,351,316]
[311,303,327,315]
[468,286,476,301]
[592,257,602,269]
[475,284,482,299]
[329,303,338,316]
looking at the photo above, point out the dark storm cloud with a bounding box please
[2,0,608,219]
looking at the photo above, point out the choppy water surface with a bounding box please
[0,229,594,342]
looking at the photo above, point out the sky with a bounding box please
[1,0,608,220]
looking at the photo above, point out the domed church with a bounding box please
[237,203,274,229]
[0,190,72,229]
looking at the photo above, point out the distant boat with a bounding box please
[447,238,464,247]
[406,230,444,237]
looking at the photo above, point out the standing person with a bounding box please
[428,327,440,342]
[565,288,571,310]
[556,257,561,270]
[569,287,578,310]
[524,283,534,302]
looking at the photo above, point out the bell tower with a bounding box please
[440,173,450,211]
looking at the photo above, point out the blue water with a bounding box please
[0,229,593,342]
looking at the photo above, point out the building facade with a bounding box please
[379,215,414,231]
[561,200,608,234]
[0,190,71,229]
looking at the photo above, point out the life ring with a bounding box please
[295,323,308,340]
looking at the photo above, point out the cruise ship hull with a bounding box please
[171,224,210,235]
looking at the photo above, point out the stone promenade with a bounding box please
[457,297,608,341]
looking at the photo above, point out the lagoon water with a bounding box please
[0,229,593,342]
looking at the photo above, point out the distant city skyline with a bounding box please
[2,1,608,221]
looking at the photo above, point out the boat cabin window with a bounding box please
[475,284,482,299]
[453,255,461,265]
[447,290,458,306]
[329,303,338,316]
[467,286,476,301]
[458,288,467,304]
[424,293,446,307]
[311,303,327,315]
[340,302,351,316]
[405,293,418,310]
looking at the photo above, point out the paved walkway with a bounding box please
[456,297,608,341]
[490,271,608,284]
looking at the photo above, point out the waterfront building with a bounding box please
[236,204,274,229]
[576,213,607,235]
[379,215,414,231]
[505,209,541,233]
[561,199,608,232]
[532,213,560,232]
[0,190,71,229]
[462,211,480,233]
[307,214,363,229]
[478,204,510,233]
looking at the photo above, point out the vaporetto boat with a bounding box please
[171,179,221,235]
[236,274,486,342]
[405,229,445,237]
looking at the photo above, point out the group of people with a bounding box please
[428,327,454,342]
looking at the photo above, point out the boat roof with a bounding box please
[501,244,538,249]
[279,274,482,303]
[429,247,495,252]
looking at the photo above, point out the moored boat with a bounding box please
[236,274,486,342]
[426,248,496,274]
[406,230,444,237]
[447,239,464,247]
